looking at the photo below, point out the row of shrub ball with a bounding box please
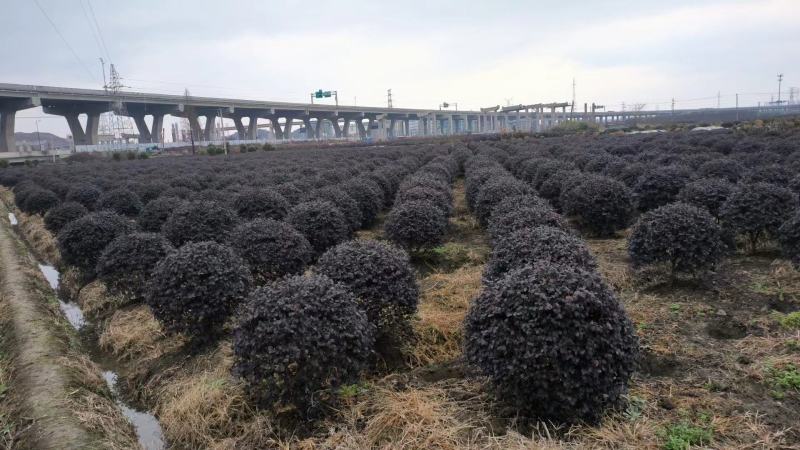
[384,146,466,250]
[462,147,639,423]
[1,143,455,414]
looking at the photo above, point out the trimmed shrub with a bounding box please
[385,200,448,251]
[561,176,634,237]
[65,183,102,209]
[57,211,134,276]
[146,241,251,345]
[137,196,186,232]
[790,174,800,196]
[163,200,237,246]
[488,194,553,223]
[395,186,452,215]
[474,176,532,225]
[698,158,744,183]
[286,200,351,257]
[304,187,363,232]
[465,263,638,423]
[43,201,89,233]
[629,202,724,275]
[95,188,143,217]
[465,165,505,210]
[232,188,289,220]
[677,178,734,218]
[484,226,597,281]
[720,182,798,250]
[96,233,174,301]
[538,169,581,210]
[340,178,384,227]
[487,205,567,243]
[19,188,59,215]
[228,219,312,281]
[233,274,373,412]
[633,166,693,212]
[778,212,800,268]
[317,240,418,362]
[743,164,793,187]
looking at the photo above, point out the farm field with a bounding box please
[1,122,800,450]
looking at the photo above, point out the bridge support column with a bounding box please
[132,114,152,143]
[314,118,324,139]
[60,111,102,146]
[404,119,410,137]
[388,118,397,139]
[302,117,313,139]
[203,113,217,141]
[269,117,283,139]
[448,116,454,135]
[356,119,367,139]
[247,115,258,140]
[331,119,342,138]
[0,110,16,152]
[232,116,246,139]
[341,118,350,138]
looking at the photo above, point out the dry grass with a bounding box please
[154,343,285,449]
[77,280,129,319]
[16,211,61,266]
[0,187,14,206]
[99,305,185,363]
[60,353,141,449]
[586,237,633,292]
[411,265,482,367]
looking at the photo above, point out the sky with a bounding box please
[2,0,799,137]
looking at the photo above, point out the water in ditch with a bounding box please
[37,263,165,450]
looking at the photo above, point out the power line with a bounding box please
[33,0,98,83]
[86,0,113,63]
[78,0,105,63]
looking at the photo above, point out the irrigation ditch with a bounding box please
[2,199,163,449]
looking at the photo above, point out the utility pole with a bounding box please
[736,93,739,121]
[671,98,675,115]
[35,120,42,152]
[778,73,784,104]
[717,91,721,108]
[570,78,576,118]
[185,88,195,155]
[387,89,393,108]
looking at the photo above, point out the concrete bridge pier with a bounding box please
[231,116,246,140]
[245,115,259,140]
[356,119,367,139]
[43,102,107,145]
[0,97,40,152]
[341,118,351,138]
[302,117,314,139]
[201,112,218,141]
[131,113,165,143]
[0,110,14,152]
[269,117,285,140]
[403,119,410,137]
[330,118,342,138]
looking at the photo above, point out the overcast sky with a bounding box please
[3,0,799,136]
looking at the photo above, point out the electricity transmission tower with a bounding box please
[387,89,393,108]
[99,59,135,144]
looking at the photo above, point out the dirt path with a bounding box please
[0,210,93,449]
